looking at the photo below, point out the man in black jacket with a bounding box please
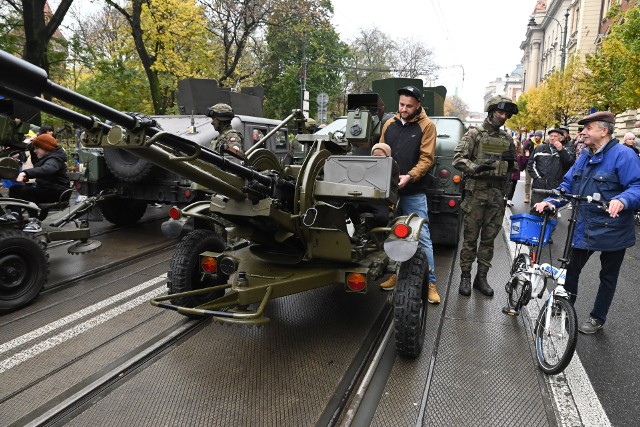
[527,128,575,206]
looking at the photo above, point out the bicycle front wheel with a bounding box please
[534,296,578,375]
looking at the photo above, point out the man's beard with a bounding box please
[402,109,419,121]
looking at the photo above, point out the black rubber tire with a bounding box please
[167,229,228,315]
[101,198,147,225]
[534,296,578,375]
[103,147,156,183]
[507,253,531,309]
[0,230,48,313]
[393,249,429,358]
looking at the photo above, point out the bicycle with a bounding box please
[503,188,608,375]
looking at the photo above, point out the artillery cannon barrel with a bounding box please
[0,85,97,130]
[0,50,274,191]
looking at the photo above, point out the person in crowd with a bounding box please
[527,128,575,206]
[9,133,70,231]
[622,132,639,156]
[573,128,586,159]
[453,95,517,297]
[377,86,440,304]
[506,138,524,207]
[522,130,543,203]
[534,111,640,334]
[207,103,244,157]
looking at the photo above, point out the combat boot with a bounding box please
[380,274,397,291]
[459,272,471,296]
[473,271,494,297]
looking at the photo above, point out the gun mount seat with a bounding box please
[37,188,73,220]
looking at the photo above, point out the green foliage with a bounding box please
[76,59,153,113]
[509,57,590,131]
[584,5,640,113]
[0,3,23,55]
[257,0,349,119]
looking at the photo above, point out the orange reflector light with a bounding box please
[201,256,217,273]
[453,175,462,184]
[347,273,366,292]
[393,223,411,238]
[169,207,181,220]
[448,199,457,207]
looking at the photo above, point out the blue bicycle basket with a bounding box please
[509,213,557,246]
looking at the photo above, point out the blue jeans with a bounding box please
[564,248,626,324]
[396,192,437,284]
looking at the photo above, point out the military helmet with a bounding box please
[484,95,518,116]
[206,103,234,120]
[305,118,317,130]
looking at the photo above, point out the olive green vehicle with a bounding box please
[0,51,431,357]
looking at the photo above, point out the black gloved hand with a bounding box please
[500,150,515,162]
[475,160,496,174]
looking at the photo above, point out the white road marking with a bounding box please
[0,275,166,356]
[503,208,610,426]
[0,285,166,374]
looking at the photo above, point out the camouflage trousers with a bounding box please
[459,187,506,273]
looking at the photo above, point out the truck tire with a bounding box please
[393,249,428,358]
[103,148,156,183]
[167,229,227,316]
[0,230,48,313]
[101,198,147,225]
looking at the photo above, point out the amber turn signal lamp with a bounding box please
[346,273,366,292]
[201,256,217,273]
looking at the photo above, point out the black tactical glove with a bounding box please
[500,150,515,162]
[474,160,496,174]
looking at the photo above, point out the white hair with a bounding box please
[624,132,636,140]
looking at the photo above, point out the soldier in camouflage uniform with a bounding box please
[452,95,518,297]
[207,103,244,157]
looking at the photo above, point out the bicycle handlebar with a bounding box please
[532,188,609,208]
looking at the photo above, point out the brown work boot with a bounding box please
[473,271,494,297]
[428,283,440,304]
[379,274,397,291]
[459,272,471,296]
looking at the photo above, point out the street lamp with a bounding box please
[528,8,570,71]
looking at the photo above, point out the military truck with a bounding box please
[0,51,432,358]
[73,79,289,226]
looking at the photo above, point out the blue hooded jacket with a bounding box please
[548,138,640,251]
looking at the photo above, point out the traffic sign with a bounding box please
[317,92,329,106]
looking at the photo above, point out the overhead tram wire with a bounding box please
[306,59,438,77]
[429,0,460,62]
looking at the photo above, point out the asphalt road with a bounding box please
[509,177,640,427]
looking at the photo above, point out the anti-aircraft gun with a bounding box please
[0,50,430,357]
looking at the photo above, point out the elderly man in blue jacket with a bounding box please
[534,111,640,334]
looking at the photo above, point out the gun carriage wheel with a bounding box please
[100,198,148,226]
[0,230,48,313]
[393,249,429,358]
[167,229,228,317]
